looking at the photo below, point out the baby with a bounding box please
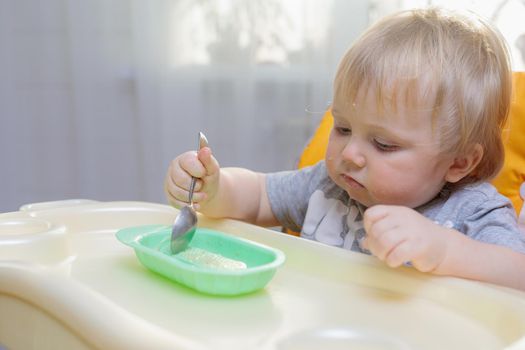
[165,8,525,290]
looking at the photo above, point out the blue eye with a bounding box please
[374,139,398,152]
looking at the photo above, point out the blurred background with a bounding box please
[1,0,524,213]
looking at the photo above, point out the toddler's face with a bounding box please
[326,88,455,208]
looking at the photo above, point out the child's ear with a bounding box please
[445,143,484,183]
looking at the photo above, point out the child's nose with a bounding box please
[342,139,366,168]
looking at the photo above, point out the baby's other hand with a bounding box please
[362,205,452,273]
[164,147,220,210]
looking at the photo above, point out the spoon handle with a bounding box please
[188,132,209,205]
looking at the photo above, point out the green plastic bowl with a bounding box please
[116,225,285,296]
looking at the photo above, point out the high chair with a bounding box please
[295,72,525,231]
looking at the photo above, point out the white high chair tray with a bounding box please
[1,200,525,350]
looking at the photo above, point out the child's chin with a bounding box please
[345,189,374,207]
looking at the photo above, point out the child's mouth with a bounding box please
[342,174,364,189]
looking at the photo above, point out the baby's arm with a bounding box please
[164,147,279,227]
[433,233,525,291]
[363,205,525,291]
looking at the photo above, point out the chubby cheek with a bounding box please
[324,154,338,183]
[366,176,415,205]
[366,164,442,207]
[326,132,346,159]
[325,140,343,179]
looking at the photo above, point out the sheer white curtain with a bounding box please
[0,0,369,212]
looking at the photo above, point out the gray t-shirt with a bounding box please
[266,160,525,254]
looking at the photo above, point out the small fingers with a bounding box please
[179,151,208,179]
[368,231,405,261]
[364,220,398,260]
[164,172,188,209]
[363,205,390,234]
[384,241,411,268]
[198,147,220,177]
[167,191,207,210]
[165,152,207,207]
[165,147,220,211]
[165,176,205,205]
[363,206,408,262]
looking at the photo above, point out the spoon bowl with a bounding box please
[170,206,197,253]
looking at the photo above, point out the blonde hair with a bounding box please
[334,8,512,185]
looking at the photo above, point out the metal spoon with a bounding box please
[171,132,209,254]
